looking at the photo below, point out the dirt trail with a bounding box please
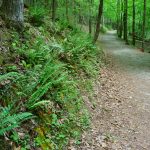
[70,31,150,150]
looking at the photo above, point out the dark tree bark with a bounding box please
[72,0,75,22]
[117,0,123,38]
[89,16,92,34]
[132,0,135,45]
[142,0,146,51]
[1,0,24,29]
[52,0,56,22]
[117,0,120,37]
[120,0,124,38]
[93,0,104,43]
[66,0,69,21]
[123,0,128,44]
[89,0,93,34]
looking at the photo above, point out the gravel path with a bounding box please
[70,31,150,150]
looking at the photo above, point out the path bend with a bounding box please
[72,31,150,150]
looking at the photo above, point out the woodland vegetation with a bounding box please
[0,0,150,149]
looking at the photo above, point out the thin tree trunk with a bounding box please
[123,0,128,44]
[78,4,82,24]
[66,0,69,21]
[142,0,146,51]
[52,0,56,22]
[73,0,76,25]
[118,0,123,38]
[89,18,92,34]
[117,0,120,37]
[93,0,104,43]
[89,0,92,34]
[132,0,136,45]
[117,0,123,38]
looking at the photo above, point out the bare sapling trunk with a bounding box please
[52,0,56,22]
[142,0,146,51]
[132,0,136,45]
[123,0,128,44]
[66,0,69,21]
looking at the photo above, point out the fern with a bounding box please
[26,60,67,109]
[38,61,64,85]
[0,106,33,135]
[27,82,52,108]
[0,72,20,83]
[30,100,51,109]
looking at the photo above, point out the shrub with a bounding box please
[100,26,108,33]
[28,6,48,26]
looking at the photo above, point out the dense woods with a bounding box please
[0,0,150,149]
[115,0,149,51]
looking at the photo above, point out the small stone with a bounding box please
[101,142,107,148]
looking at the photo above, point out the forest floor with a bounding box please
[70,31,150,150]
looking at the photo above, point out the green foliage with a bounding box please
[0,72,20,82]
[26,61,68,109]
[1,5,102,148]
[28,6,48,26]
[100,26,108,33]
[2,0,150,147]
[61,30,101,77]
[0,106,32,135]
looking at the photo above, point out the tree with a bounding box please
[117,0,120,37]
[89,0,93,34]
[66,0,69,21]
[132,0,135,45]
[52,0,56,22]
[117,0,123,38]
[93,0,104,43]
[123,0,128,44]
[142,0,146,51]
[0,0,24,29]
[120,0,124,38]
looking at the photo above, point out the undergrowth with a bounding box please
[0,17,102,149]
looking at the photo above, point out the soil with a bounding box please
[70,31,150,150]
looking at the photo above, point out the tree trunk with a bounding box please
[52,0,56,22]
[117,0,120,37]
[118,0,123,38]
[120,0,124,38]
[132,0,135,45]
[1,0,24,29]
[93,0,104,43]
[66,0,69,21]
[123,0,128,44]
[124,0,128,44]
[72,0,76,25]
[89,0,93,34]
[89,17,92,34]
[142,0,146,51]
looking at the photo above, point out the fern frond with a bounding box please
[50,43,64,52]
[30,100,51,109]
[39,63,64,85]
[0,106,33,135]
[27,82,52,108]
[0,72,20,82]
